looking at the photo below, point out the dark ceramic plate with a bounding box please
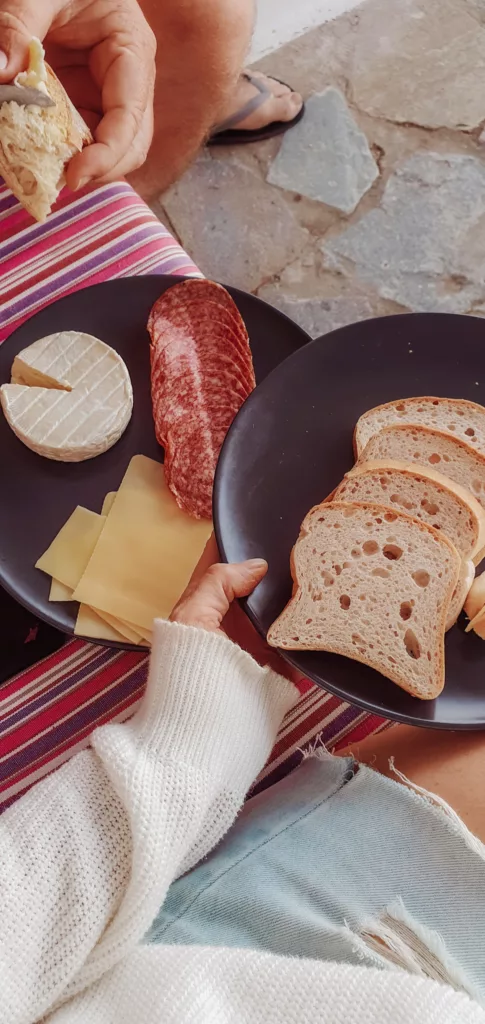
[0,276,310,650]
[214,312,485,729]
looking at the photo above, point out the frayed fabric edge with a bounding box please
[343,898,484,1007]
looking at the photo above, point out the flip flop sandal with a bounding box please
[208,71,305,146]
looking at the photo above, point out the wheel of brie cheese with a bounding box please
[0,331,133,461]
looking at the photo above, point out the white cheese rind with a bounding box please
[0,331,133,461]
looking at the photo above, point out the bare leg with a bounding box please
[130,0,255,199]
[339,725,485,844]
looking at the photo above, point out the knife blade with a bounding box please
[0,84,55,109]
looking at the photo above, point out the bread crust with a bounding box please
[355,396,485,456]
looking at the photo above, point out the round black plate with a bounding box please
[0,276,310,649]
[215,312,485,729]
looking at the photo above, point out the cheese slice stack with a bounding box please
[0,331,133,461]
[36,455,213,645]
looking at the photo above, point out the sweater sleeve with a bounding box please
[0,622,296,1024]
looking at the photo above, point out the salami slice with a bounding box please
[148,279,255,519]
[148,281,254,380]
[151,326,253,401]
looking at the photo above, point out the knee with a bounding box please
[165,0,255,67]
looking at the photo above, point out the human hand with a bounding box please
[171,537,310,693]
[0,0,156,188]
[170,559,268,634]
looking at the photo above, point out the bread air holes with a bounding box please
[465,427,475,437]
[472,479,483,494]
[351,547,362,558]
[363,540,379,555]
[383,544,403,560]
[400,601,413,621]
[340,595,351,610]
[428,453,441,465]
[321,570,334,587]
[384,512,397,523]
[390,492,414,510]
[372,567,390,579]
[412,570,430,588]
[404,629,421,659]
[421,498,439,516]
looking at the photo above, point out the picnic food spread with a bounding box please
[0,38,92,223]
[268,397,485,700]
[0,332,133,461]
[148,279,255,520]
[20,279,255,644]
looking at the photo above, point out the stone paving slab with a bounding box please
[267,88,379,214]
[350,0,485,131]
[256,287,374,337]
[324,153,485,314]
[163,156,309,290]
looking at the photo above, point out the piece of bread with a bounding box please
[0,43,92,222]
[354,397,485,458]
[334,459,485,564]
[448,558,475,631]
[267,501,461,700]
[359,425,485,515]
[464,573,485,623]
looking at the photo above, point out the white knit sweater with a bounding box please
[0,620,483,1024]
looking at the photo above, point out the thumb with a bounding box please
[170,559,268,632]
[0,2,57,80]
[207,560,269,604]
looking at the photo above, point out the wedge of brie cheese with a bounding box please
[0,331,133,461]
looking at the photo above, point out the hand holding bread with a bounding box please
[0,0,156,219]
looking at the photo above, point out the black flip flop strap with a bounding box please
[212,72,272,134]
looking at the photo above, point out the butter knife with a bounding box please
[0,84,55,108]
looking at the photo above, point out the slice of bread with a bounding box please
[334,460,485,563]
[360,425,485,514]
[354,397,485,457]
[464,573,485,623]
[0,45,92,222]
[267,501,461,700]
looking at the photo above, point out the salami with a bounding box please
[148,279,255,520]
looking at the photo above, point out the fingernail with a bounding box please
[0,51,8,71]
[247,558,267,571]
[75,177,90,192]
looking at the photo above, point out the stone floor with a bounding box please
[150,0,485,339]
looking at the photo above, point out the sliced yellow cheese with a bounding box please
[49,579,74,602]
[139,628,153,646]
[94,608,144,645]
[102,491,117,516]
[36,506,106,589]
[75,605,126,642]
[72,455,212,632]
